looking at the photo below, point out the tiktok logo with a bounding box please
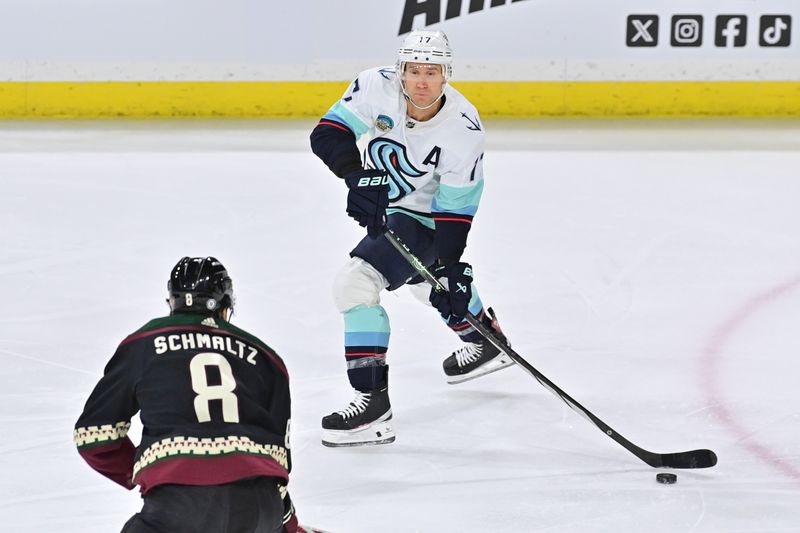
[759,15,792,47]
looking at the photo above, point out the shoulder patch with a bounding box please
[375,114,394,132]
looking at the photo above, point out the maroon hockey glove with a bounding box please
[429,262,473,320]
[344,168,390,238]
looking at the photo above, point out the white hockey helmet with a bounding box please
[397,30,453,80]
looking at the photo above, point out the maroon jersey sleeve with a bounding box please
[74,342,141,490]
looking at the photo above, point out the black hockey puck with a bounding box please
[656,473,677,484]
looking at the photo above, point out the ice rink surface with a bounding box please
[1,118,799,532]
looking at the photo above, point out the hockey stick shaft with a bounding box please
[384,228,717,469]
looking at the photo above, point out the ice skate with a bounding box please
[321,386,395,447]
[443,308,514,384]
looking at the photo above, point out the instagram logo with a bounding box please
[671,15,704,46]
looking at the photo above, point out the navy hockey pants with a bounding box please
[351,212,436,290]
[121,477,283,533]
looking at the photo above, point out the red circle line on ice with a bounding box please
[701,275,800,482]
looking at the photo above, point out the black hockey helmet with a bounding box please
[168,257,234,316]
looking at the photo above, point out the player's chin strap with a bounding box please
[382,227,718,470]
[401,82,446,111]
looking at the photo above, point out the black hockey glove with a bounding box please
[429,262,473,320]
[344,168,390,238]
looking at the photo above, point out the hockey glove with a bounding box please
[344,168,390,238]
[429,262,473,320]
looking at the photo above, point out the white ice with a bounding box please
[1,119,799,533]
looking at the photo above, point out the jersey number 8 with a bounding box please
[189,352,240,423]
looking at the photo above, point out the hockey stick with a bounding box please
[384,228,717,469]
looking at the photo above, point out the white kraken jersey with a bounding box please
[322,66,486,228]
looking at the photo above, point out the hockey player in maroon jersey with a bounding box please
[74,257,325,533]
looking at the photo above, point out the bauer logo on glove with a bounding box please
[357,174,390,187]
[342,168,390,238]
[429,261,474,320]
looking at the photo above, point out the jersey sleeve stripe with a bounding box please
[432,216,473,224]
[74,421,131,448]
[430,203,478,217]
[432,181,484,214]
[318,120,352,134]
[325,101,370,138]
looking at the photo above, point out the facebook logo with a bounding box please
[627,15,659,47]
[715,15,747,47]
[760,15,792,47]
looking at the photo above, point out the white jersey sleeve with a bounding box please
[320,67,399,142]
[431,102,486,223]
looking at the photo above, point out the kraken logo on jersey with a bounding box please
[367,138,425,201]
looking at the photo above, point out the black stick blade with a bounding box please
[657,449,718,469]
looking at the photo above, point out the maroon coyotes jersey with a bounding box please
[74,312,291,495]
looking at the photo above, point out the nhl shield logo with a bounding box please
[375,114,394,132]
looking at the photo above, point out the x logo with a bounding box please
[632,20,654,42]
[627,15,659,47]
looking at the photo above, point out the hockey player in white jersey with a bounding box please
[310,30,513,447]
